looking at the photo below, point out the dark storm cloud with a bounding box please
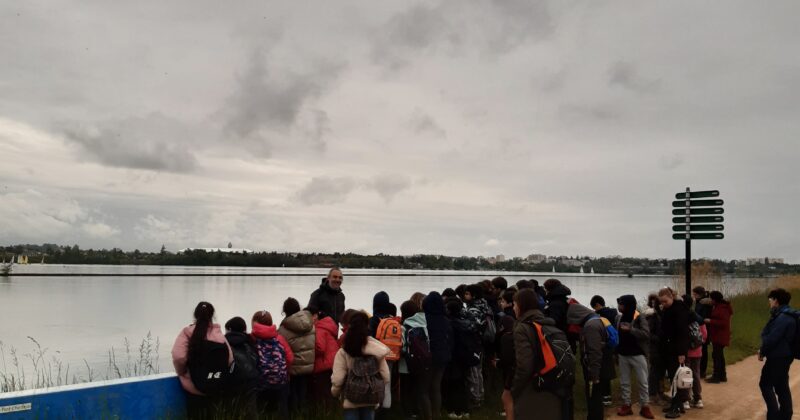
[221,49,342,156]
[294,176,358,205]
[61,113,199,172]
[608,61,661,94]
[410,111,447,138]
[371,0,553,69]
[370,174,412,203]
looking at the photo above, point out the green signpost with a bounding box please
[672,188,724,296]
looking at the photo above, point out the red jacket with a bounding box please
[707,302,733,346]
[314,316,339,373]
[252,322,295,368]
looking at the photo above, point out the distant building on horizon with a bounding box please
[746,257,785,266]
[496,254,506,263]
[178,247,253,254]
[526,253,547,263]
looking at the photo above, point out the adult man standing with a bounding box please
[308,267,346,325]
[759,288,795,420]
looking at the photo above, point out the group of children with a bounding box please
[171,272,734,420]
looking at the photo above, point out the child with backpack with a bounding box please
[224,317,259,420]
[567,302,615,420]
[310,306,340,415]
[464,284,493,409]
[278,298,316,416]
[684,296,707,410]
[371,294,401,417]
[759,288,796,420]
[331,311,391,420]
[251,310,294,419]
[590,295,618,407]
[510,288,569,420]
[399,300,422,419]
[171,301,234,419]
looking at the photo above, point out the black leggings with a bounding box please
[712,343,727,380]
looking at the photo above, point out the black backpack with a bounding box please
[779,309,800,360]
[188,340,233,395]
[453,323,482,367]
[229,341,259,389]
[405,326,433,373]
[528,321,576,398]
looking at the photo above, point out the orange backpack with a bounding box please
[376,317,403,361]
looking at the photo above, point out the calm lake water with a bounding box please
[0,264,767,383]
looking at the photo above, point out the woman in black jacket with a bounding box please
[658,287,690,418]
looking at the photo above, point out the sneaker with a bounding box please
[683,401,691,410]
[448,414,462,419]
[498,411,506,417]
[617,405,634,416]
[639,406,655,419]
[664,409,682,419]
[603,395,613,406]
[693,399,704,409]
[706,377,722,384]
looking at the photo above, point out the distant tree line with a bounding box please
[2,243,798,276]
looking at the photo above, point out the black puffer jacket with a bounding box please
[659,299,690,358]
[423,291,454,367]
[308,281,345,324]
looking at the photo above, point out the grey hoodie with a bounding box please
[567,303,607,382]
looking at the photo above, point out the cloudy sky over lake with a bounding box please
[1,1,798,261]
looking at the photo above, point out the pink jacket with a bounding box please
[688,324,707,358]
[252,322,295,368]
[314,317,339,373]
[171,323,233,395]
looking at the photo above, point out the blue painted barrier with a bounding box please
[0,373,186,419]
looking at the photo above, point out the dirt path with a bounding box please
[605,355,800,420]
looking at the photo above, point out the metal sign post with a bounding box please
[672,188,724,297]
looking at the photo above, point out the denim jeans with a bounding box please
[760,357,793,420]
[619,354,649,406]
[343,406,376,420]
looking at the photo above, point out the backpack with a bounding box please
[528,321,576,397]
[230,342,260,388]
[779,309,800,360]
[255,338,289,389]
[672,364,694,393]
[591,316,619,350]
[188,340,233,396]
[405,326,433,373]
[688,321,704,350]
[482,314,497,344]
[376,317,403,362]
[343,356,385,405]
[453,323,482,367]
[566,298,583,337]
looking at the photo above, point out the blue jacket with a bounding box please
[761,306,796,359]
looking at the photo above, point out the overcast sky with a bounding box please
[1,1,798,261]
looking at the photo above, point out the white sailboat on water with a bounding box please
[552,266,555,273]
[580,266,584,274]
[590,267,595,274]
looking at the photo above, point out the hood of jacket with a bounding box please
[225,331,251,347]
[567,303,596,326]
[699,297,713,306]
[714,301,734,316]
[617,295,638,321]
[316,315,339,337]
[362,336,391,358]
[403,312,427,329]
[518,309,553,325]
[546,283,572,300]
[372,291,392,317]
[281,310,314,335]
[251,322,278,340]
[423,291,446,316]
